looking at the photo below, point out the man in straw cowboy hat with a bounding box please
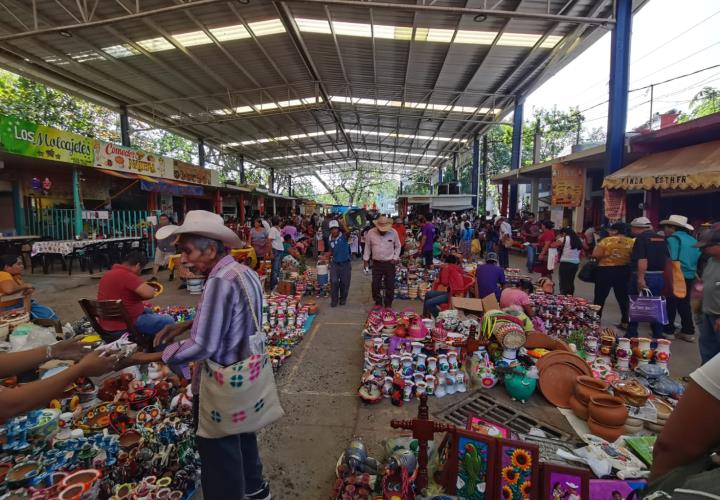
[661,214,701,342]
[363,215,401,308]
[123,210,272,500]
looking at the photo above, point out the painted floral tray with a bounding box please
[75,402,127,432]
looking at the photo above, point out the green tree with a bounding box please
[679,86,720,122]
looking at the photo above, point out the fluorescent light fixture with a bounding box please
[102,44,139,58]
[174,30,212,47]
[332,21,372,37]
[209,25,251,41]
[346,129,467,143]
[373,24,413,40]
[209,96,322,116]
[295,17,332,34]
[248,19,286,36]
[498,33,563,48]
[137,37,175,52]
[329,95,501,115]
[425,28,455,43]
[454,29,497,45]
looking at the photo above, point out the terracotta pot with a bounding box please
[574,375,609,404]
[588,417,624,443]
[588,394,628,427]
[568,393,588,420]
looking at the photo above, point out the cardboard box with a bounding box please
[451,296,484,314]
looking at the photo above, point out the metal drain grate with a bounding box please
[434,393,573,442]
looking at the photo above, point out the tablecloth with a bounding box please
[31,237,141,257]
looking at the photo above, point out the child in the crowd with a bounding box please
[432,235,442,260]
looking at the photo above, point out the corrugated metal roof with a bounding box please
[0,0,647,177]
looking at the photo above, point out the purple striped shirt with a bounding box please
[162,255,263,383]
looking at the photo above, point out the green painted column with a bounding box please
[11,181,25,235]
[72,167,83,236]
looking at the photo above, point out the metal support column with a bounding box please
[509,97,524,218]
[452,152,458,182]
[288,175,292,197]
[239,154,246,184]
[481,135,488,215]
[11,181,25,235]
[437,167,443,186]
[399,181,403,196]
[120,106,131,147]
[530,178,539,214]
[471,134,480,213]
[198,139,205,167]
[72,167,83,236]
[605,0,633,175]
[269,168,275,193]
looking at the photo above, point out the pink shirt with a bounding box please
[363,227,401,262]
[499,288,531,309]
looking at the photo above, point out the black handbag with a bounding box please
[578,258,598,283]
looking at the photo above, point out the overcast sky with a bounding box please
[525,0,720,131]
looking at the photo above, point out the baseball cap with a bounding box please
[630,216,652,228]
[328,220,339,229]
[485,252,498,263]
[695,223,720,248]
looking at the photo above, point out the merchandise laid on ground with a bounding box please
[343,289,681,499]
[0,315,200,500]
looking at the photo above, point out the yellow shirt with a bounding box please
[596,236,634,267]
[0,271,23,307]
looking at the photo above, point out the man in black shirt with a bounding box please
[627,217,669,339]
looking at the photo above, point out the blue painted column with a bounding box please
[509,97,524,218]
[198,138,206,166]
[438,166,443,185]
[11,181,25,235]
[471,134,480,213]
[606,0,633,175]
[72,167,83,236]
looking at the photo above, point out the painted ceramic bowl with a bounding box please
[75,403,127,433]
[128,388,157,411]
[136,405,162,428]
[6,460,41,488]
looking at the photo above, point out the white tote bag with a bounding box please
[197,267,284,438]
[547,248,558,271]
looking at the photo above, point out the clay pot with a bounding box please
[0,462,10,482]
[574,375,609,404]
[119,429,142,450]
[588,394,628,427]
[59,483,87,500]
[588,417,624,443]
[568,393,588,420]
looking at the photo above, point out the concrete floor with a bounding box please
[24,254,700,499]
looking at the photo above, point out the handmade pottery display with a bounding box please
[574,375,609,404]
[588,395,628,427]
[587,417,624,443]
[612,378,651,407]
[568,393,589,420]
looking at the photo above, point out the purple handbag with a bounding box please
[629,290,668,325]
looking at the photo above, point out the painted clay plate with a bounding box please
[75,403,126,432]
[539,361,588,408]
[136,405,162,428]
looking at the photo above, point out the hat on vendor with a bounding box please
[659,214,694,231]
[630,216,652,228]
[485,252,499,264]
[373,215,393,231]
[695,223,720,248]
[328,220,340,229]
[155,209,242,248]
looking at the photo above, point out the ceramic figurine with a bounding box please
[401,355,414,377]
[615,337,631,371]
[634,337,653,367]
[435,375,446,398]
[382,377,393,398]
[426,356,437,374]
[415,353,427,373]
[654,339,671,373]
[170,385,193,412]
[390,354,401,371]
[437,354,450,373]
[403,380,414,402]
[504,366,538,403]
[448,350,459,370]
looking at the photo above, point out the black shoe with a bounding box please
[339,300,347,306]
[246,481,271,500]
[331,302,338,308]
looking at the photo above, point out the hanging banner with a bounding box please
[551,163,585,207]
[140,180,204,197]
[173,160,212,185]
[604,188,627,221]
[0,114,94,166]
[94,141,169,178]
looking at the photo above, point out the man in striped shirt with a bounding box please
[126,210,271,500]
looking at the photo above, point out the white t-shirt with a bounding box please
[691,352,720,400]
[560,236,581,264]
[500,221,512,238]
[261,220,270,232]
[268,226,284,251]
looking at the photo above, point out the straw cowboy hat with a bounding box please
[659,214,694,231]
[156,210,242,248]
[630,216,652,228]
[373,215,393,231]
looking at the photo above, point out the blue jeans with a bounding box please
[699,313,720,365]
[423,290,449,317]
[626,272,665,339]
[526,244,536,273]
[135,308,175,336]
[269,249,283,290]
[0,300,58,321]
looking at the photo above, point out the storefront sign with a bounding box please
[140,180,204,197]
[173,160,212,185]
[604,188,627,221]
[94,141,169,178]
[551,163,585,207]
[0,115,94,166]
[81,210,109,220]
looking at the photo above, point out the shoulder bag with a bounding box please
[629,288,669,325]
[197,265,284,438]
[669,235,687,299]
[578,257,598,283]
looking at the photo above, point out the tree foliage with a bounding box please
[679,86,720,122]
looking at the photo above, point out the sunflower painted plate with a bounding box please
[136,405,162,428]
[75,402,126,432]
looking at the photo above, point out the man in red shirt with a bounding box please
[97,251,175,335]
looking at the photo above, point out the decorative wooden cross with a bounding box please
[391,393,456,493]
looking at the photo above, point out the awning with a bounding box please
[603,140,720,190]
[430,195,474,211]
[140,180,204,197]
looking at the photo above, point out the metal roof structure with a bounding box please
[0,0,647,180]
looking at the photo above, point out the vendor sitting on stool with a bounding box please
[97,250,175,336]
[423,254,465,318]
[0,254,58,320]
